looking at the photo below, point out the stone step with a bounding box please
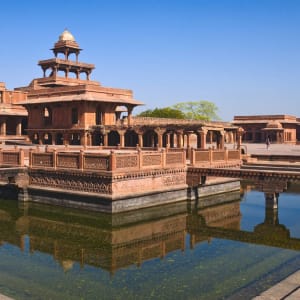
[242,163,300,172]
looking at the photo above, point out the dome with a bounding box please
[265,121,283,129]
[59,29,75,42]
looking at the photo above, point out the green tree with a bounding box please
[172,100,220,121]
[137,107,185,119]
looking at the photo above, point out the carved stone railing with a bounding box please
[0,148,24,166]
[29,149,186,172]
[190,148,241,166]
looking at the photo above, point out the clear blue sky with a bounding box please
[1,0,300,121]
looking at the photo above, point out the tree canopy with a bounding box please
[137,107,185,119]
[172,101,220,121]
[136,100,220,121]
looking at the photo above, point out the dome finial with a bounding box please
[59,29,75,42]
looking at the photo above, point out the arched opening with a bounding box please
[57,70,65,78]
[143,130,158,148]
[125,130,138,147]
[55,133,64,145]
[44,107,52,126]
[92,133,104,146]
[43,133,52,145]
[32,133,39,144]
[108,131,120,146]
[70,133,81,145]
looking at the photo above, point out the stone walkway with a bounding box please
[240,142,300,156]
[253,270,300,299]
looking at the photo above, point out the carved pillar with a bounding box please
[138,134,143,148]
[155,129,165,148]
[236,127,244,150]
[118,130,126,148]
[0,118,6,136]
[209,131,213,144]
[177,131,183,148]
[103,134,108,146]
[16,120,22,136]
[198,130,207,149]
[186,133,190,148]
[127,107,133,126]
[166,133,170,148]
[219,131,225,149]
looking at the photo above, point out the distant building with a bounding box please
[0,82,27,143]
[233,115,300,144]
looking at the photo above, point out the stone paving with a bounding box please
[253,270,300,299]
[240,142,300,156]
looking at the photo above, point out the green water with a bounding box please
[0,182,300,299]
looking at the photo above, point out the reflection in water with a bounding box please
[0,183,300,299]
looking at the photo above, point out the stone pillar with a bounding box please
[177,131,183,148]
[265,192,279,210]
[236,128,244,150]
[219,131,225,149]
[264,192,279,225]
[155,129,165,148]
[198,130,207,149]
[118,130,125,148]
[166,133,170,148]
[103,134,108,146]
[186,133,191,148]
[16,120,22,136]
[209,131,213,144]
[0,119,6,136]
[127,107,133,126]
[138,134,143,148]
[158,133,163,148]
[80,132,88,147]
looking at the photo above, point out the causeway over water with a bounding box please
[239,143,300,299]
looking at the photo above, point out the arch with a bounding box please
[70,133,81,145]
[108,131,120,146]
[92,133,104,146]
[43,133,52,145]
[125,130,138,147]
[44,107,52,125]
[143,130,158,148]
[32,133,39,144]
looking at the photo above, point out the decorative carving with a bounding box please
[29,170,112,194]
[116,155,138,169]
[2,152,19,165]
[195,151,210,162]
[142,154,161,166]
[57,154,79,168]
[84,155,109,170]
[32,153,53,167]
[163,173,186,186]
[166,152,183,165]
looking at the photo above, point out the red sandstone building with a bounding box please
[0,83,27,143]
[10,30,238,149]
[233,115,300,144]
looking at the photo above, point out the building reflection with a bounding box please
[0,185,299,274]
